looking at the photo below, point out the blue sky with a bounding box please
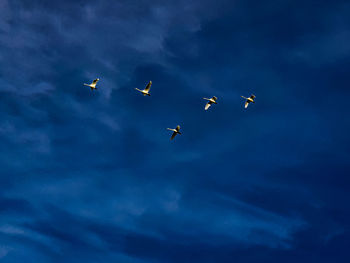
[0,0,350,262]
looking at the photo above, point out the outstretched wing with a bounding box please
[245,101,250,108]
[176,125,180,132]
[171,131,177,140]
[92,79,99,85]
[212,96,217,101]
[144,81,152,92]
[205,102,212,110]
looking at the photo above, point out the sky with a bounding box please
[0,0,350,262]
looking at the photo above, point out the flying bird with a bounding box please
[203,96,218,110]
[84,78,100,91]
[135,81,152,96]
[241,94,256,108]
[167,125,181,140]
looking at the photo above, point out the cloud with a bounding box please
[0,247,12,259]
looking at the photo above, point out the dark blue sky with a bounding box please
[1,0,350,262]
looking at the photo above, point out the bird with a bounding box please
[167,125,181,140]
[135,81,152,96]
[241,94,255,108]
[84,78,100,91]
[203,96,218,110]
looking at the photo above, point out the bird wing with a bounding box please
[176,125,180,132]
[135,88,143,93]
[212,96,217,101]
[171,131,177,140]
[92,79,99,85]
[250,95,255,100]
[205,102,212,110]
[245,101,250,108]
[144,81,152,92]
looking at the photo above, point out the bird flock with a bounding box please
[84,78,256,140]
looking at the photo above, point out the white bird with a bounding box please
[135,81,152,96]
[241,94,256,108]
[203,96,218,110]
[84,78,100,91]
[167,125,181,140]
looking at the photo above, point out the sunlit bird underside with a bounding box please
[84,78,100,91]
[135,81,152,96]
[167,125,181,140]
[241,94,255,108]
[203,96,218,110]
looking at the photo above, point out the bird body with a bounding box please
[167,125,181,140]
[241,95,255,108]
[84,78,100,91]
[203,96,218,110]
[135,81,152,96]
